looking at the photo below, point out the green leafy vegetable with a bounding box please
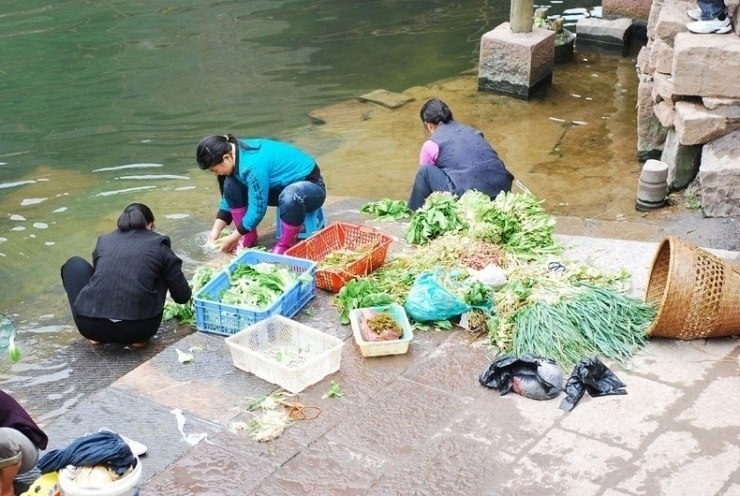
[163,266,216,325]
[220,262,297,309]
[322,381,345,399]
[406,192,464,245]
[8,336,20,363]
[406,190,559,258]
[334,279,395,325]
[361,199,411,221]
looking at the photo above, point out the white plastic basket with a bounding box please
[225,314,344,394]
[349,303,413,357]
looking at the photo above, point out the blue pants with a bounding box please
[697,0,726,19]
[222,175,326,226]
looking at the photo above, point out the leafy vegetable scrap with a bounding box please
[360,198,411,221]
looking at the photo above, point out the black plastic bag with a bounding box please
[479,354,564,401]
[559,357,627,412]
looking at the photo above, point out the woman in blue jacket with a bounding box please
[60,203,192,347]
[196,134,326,254]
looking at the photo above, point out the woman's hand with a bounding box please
[207,227,222,245]
[219,231,241,253]
[206,219,227,246]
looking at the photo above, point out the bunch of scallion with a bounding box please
[507,283,656,368]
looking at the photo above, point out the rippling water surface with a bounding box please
[1,0,607,396]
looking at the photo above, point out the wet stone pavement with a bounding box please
[18,200,740,496]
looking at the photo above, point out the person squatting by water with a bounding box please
[196,134,327,255]
[60,203,192,347]
[0,390,48,496]
[406,98,515,211]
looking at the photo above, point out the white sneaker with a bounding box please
[687,16,731,33]
[687,8,702,21]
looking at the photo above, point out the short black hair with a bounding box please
[117,203,154,231]
[420,98,453,125]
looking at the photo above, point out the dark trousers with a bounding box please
[60,256,162,344]
[407,165,514,211]
[407,165,455,211]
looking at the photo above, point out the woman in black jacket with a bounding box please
[60,203,192,347]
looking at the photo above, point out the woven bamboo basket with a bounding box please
[645,236,740,339]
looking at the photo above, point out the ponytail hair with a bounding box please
[196,134,238,170]
[117,203,155,232]
[420,99,453,125]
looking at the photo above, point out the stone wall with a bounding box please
[636,0,740,217]
[603,0,652,21]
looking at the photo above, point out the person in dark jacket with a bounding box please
[60,203,192,347]
[0,390,48,496]
[407,98,515,211]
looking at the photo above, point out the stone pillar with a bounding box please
[636,159,668,211]
[478,23,554,100]
[510,0,533,33]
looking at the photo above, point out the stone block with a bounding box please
[602,0,651,21]
[654,0,695,45]
[674,101,740,145]
[703,97,740,111]
[576,17,634,54]
[660,128,701,189]
[646,0,666,39]
[636,44,652,75]
[649,38,674,74]
[654,100,676,128]
[699,130,740,217]
[357,89,414,109]
[651,72,676,103]
[554,29,576,65]
[672,33,740,99]
[478,23,554,100]
[637,76,668,160]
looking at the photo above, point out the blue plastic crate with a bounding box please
[194,250,317,336]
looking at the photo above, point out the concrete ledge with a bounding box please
[576,17,634,54]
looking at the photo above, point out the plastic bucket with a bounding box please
[58,457,142,496]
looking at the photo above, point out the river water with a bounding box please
[2,0,626,396]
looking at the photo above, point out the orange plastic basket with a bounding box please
[285,222,394,292]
